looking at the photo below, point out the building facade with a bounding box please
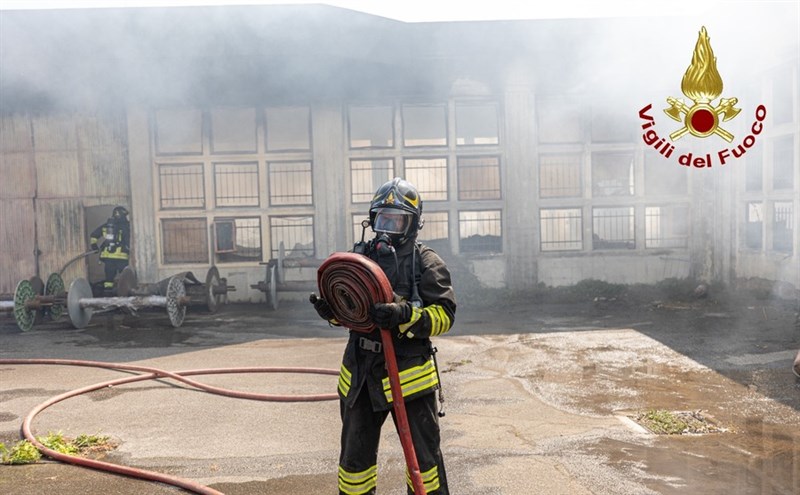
[1,5,797,301]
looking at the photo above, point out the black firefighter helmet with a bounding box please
[369,177,423,246]
[112,206,128,220]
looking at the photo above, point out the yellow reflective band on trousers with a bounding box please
[406,464,441,493]
[338,363,352,397]
[424,304,451,336]
[338,464,377,495]
[382,359,438,403]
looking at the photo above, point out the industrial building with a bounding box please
[1,3,797,301]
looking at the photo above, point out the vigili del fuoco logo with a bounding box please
[638,26,767,168]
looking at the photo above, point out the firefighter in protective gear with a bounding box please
[90,206,130,293]
[312,178,456,495]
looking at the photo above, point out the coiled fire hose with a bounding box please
[0,358,339,495]
[317,252,427,495]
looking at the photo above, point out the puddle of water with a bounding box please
[591,419,800,494]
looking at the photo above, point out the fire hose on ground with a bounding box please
[0,358,339,495]
[316,252,427,495]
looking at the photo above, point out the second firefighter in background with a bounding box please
[312,177,456,495]
[90,206,130,293]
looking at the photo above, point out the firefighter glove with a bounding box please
[309,293,335,321]
[370,301,412,329]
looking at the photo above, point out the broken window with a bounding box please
[214,217,262,262]
[592,152,634,197]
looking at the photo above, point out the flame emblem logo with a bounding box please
[664,27,741,142]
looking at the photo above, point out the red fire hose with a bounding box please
[317,252,427,495]
[0,358,339,495]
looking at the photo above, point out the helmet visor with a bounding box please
[373,208,413,235]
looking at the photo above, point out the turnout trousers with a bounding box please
[338,386,449,495]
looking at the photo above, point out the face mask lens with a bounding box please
[374,209,411,235]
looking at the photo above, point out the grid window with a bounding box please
[773,202,794,253]
[456,101,499,146]
[772,69,794,125]
[402,104,447,147]
[210,107,257,154]
[540,208,582,251]
[645,152,688,195]
[592,152,634,197]
[270,216,314,259]
[593,207,635,250]
[745,202,763,250]
[213,217,262,263]
[745,151,763,192]
[269,161,312,206]
[266,106,310,151]
[539,154,581,198]
[459,210,502,253]
[351,159,394,203]
[405,158,448,201]
[159,164,205,209]
[349,105,394,148]
[773,136,794,190]
[155,108,202,155]
[162,218,208,264]
[645,205,689,249]
[537,98,582,143]
[214,162,259,207]
[458,156,501,200]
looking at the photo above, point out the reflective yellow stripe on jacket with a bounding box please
[381,359,438,403]
[398,303,452,337]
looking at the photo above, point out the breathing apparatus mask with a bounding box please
[372,207,414,255]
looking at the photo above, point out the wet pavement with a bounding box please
[1,293,799,495]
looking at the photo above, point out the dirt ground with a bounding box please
[1,277,799,494]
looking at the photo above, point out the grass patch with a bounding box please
[0,440,42,464]
[0,432,116,465]
[635,409,726,435]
